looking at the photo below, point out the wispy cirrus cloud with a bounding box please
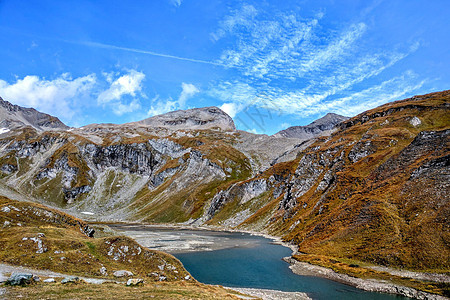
[169,0,183,8]
[210,3,424,120]
[211,4,258,42]
[75,40,225,67]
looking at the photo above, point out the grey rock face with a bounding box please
[206,178,269,220]
[0,97,68,131]
[274,113,348,139]
[82,143,159,175]
[131,106,236,131]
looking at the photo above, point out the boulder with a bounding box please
[100,266,108,276]
[113,270,134,277]
[43,278,56,283]
[126,278,144,286]
[6,273,33,286]
[61,276,79,284]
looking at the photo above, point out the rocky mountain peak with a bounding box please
[273,113,349,139]
[129,106,236,131]
[0,96,68,132]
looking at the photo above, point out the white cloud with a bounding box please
[0,73,96,120]
[297,23,367,75]
[219,102,242,118]
[211,4,258,41]
[113,99,141,116]
[147,82,199,117]
[98,70,145,104]
[178,82,199,108]
[169,0,182,7]
[248,128,261,134]
[280,122,291,130]
[210,4,422,121]
[147,96,177,117]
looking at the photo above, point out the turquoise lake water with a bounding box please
[110,225,409,300]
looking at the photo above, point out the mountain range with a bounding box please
[0,90,449,296]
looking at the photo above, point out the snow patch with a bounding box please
[81,211,95,215]
[0,128,10,135]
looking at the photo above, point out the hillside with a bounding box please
[0,196,252,299]
[0,196,190,280]
[208,91,449,271]
[0,90,448,296]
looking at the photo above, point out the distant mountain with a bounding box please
[273,113,349,139]
[128,106,236,131]
[0,97,68,132]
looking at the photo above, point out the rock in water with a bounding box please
[6,273,33,286]
[130,106,236,131]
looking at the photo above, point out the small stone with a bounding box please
[126,278,144,286]
[1,207,10,213]
[100,266,108,276]
[410,116,421,127]
[113,270,133,277]
[6,273,33,286]
[43,278,56,283]
[158,276,167,281]
[61,276,79,284]
[184,275,190,280]
[3,221,10,227]
[32,275,40,282]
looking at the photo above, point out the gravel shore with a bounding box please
[284,257,448,300]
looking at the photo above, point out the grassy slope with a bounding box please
[4,282,247,300]
[238,91,449,295]
[0,196,189,280]
[0,196,249,298]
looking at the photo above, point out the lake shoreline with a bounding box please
[100,222,447,300]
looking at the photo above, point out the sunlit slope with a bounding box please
[219,90,449,271]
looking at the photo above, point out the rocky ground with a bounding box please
[285,258,449,300]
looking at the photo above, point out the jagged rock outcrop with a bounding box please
[274,113,348,139]
[130,106,236,131]
[0,97,68,131]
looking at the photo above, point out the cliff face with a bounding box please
[0,90,448,272]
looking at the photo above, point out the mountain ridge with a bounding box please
[0,90,448,297]
[273,112,349,139]
[0,97,68,132]
[127,106,236,131]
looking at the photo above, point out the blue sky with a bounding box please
[0,0,448,134]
